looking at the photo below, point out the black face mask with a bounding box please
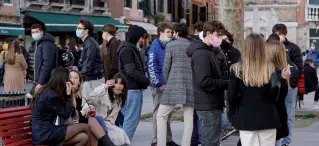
[220,40,232,50]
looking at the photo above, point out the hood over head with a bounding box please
[125,25,147,45]
[186,39,210,57]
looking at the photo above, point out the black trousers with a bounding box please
[300,85,319,102]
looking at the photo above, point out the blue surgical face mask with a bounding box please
[76,29,84,38]
[32,33,42,41]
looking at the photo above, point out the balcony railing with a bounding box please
[306,4,319,21]
[27,0,50,4]
[50,0,64,3]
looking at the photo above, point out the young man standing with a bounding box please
[148,23,179,146]
[100,24,121,79]
[75,19,104,98]
[118,25,150,139]
[273,24,303,146]
[31,24,57,93]
[186,20,228,146]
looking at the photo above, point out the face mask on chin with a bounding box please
[279,35,285,42]
[161,36,171,43]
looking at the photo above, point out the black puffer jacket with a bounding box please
[78,36,103,81]
[117,25,150,89]
[186,41,228,111]
[284,39,302,88]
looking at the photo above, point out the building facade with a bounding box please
[243,0,299,44]
[108,0,158,36]
[14,0,127,48]
[298,0,319,51]
[0,0,24,42]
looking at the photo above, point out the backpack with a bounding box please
[38,42,75,69]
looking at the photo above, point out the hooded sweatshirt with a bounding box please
[35,33,57,85]
[186,40,228,111]
[117,25,150,89]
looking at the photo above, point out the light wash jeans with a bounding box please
[221,113,232,131]
[95,116,107,132]
[121,89,143,140]
[281,88,298,145]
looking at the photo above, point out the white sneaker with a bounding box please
[312,104,319,109]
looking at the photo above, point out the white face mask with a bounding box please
[279,35,285,42]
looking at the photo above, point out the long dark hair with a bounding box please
[31,68,70,109]
[107,73,128,107]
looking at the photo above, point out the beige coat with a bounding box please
[4,54,27,93]
[87,84,130,145]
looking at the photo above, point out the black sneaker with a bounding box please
[151,142,157,146]
[221,128,237,141]
[282,144,288,146]
[166,141,180,146]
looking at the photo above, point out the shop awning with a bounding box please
[0,26,25,36]
[22,11,128,32]
[131,21,157,35]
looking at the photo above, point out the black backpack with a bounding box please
[38,43,75,69]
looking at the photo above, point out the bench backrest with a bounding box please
[0,106,33,146]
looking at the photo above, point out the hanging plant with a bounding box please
[154,12,165,24]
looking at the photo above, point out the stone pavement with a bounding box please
[296,91,319,112]
[132,121,319,146]
[2,83,319,146]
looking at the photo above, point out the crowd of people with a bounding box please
[0,18,314,146]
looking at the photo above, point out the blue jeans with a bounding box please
[221,113,232,131]
[121,90,143,140]
[95,116,107,132]
[197,110,222,146]
[281,88,297,145]
[275,139,281,146]
[191,110,202,146]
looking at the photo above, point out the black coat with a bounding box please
[117,25,150,90]
[78,36,103,81]
[275,71,289,139]
[31,90,73,145]
[227,70,283,130]
[35,33,57,85]
[304,64,318,93]
[186,41,228,111]
[284,39,303,88]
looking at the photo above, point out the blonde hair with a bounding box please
[265,42,287,70]
[70,70,83,107]
[232,33,275,87]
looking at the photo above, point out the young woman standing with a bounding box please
[227,34,290,146]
